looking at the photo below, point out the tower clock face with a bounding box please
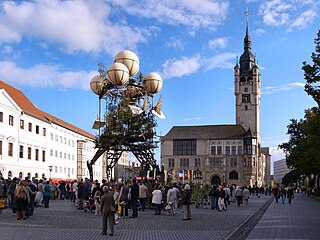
[242,94,250,103]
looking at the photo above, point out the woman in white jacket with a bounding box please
[152,186,163,215]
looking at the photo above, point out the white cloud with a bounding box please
[0,61,95,90]
[254,28,266,36]
[110,0,230,30]
[161,55,201,79]
[208,37,228,49]
[161,52,236,79]
[258,0,319,30]
[292,10,317,28]
[204,52,236,71]
[165,37,184,51]
[262,82,304,95]
[0,0,152,56]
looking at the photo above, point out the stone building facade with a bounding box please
[161,21,271,187]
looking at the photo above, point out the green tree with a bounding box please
[302,30,320,107]
[279,30,320,192]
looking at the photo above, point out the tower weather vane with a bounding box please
[88,50,165,181]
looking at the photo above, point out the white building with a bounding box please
[0,80,104,181]
[274,159,291,185]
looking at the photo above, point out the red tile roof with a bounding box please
[0,80,95,139]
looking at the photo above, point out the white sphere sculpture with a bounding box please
[114,50,140,77]
[90,75,106,96]
[143,72,163,94]
[107,62,130,86]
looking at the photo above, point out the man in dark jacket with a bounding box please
[130,179,139,218]
[101,186,116,236]
[77,180,86,210]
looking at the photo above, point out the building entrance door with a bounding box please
[211,175,221,185]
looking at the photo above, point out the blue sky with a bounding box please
[0,0,319,170]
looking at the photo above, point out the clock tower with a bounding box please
[234,11,261,142]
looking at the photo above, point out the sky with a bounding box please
[0,0,319,172]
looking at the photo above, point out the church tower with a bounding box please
[234,10,261,143]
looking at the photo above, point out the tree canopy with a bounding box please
[279,30,320,189]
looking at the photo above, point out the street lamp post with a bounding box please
[48,165,53,180]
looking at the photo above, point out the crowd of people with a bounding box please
[1,176,277,236]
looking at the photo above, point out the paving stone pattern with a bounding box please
[0,195,273,240]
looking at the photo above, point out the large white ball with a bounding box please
[143,72,163,94]
[107,62,129,86]
[114,50,140,77]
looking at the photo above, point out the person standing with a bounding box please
[14,181,27,220]
[280,186,286,204]
[130,179,139,218]
[287,186,294,204]
[100,186,116,236]
[119,181,129,218]
[43,181,51,208]
[243,186,250,205]
[181,184,192,220]
[272,186,280,203]
[152,185,163,215]
[77,180,86,210]
[235,186,243,207]
[167,185,177,215]
[218,185,226,211]
[139,181,148,212]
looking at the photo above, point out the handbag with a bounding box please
[165,204,171,210]
[110,205,116,214]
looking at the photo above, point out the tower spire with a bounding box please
[244,8,251,51]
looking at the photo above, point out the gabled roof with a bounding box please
[0,80,95,139]
[163,125,246,140]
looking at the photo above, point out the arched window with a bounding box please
[229,171,238,180]
[240,77,246,82]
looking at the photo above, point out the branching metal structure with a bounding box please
[87,51,164,180]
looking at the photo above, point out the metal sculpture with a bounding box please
[87,50,164,180]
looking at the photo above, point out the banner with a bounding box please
[178,169,183,180]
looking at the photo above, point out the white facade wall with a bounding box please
[0,88,103,181]
[274,159,291,184]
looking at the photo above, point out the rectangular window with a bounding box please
[8,143,13,156]
[173,139,196,155]
[230,158,237,167]
[42,128,46,136]
[225,146,230,155]
[180,158,189,167]
[51,133,53,140]
[20,120,24,129]
[60,151,62,158]
[55,150,58,157]
[210,146,216,155]
[35,149,39,161]
[208,157,224,166]
[238,146,243,155]
[0,140,2,155]
[217,146,222,155]
[28,147,32,160]
[0,112,3,122]
[194,158,201,167]
[55,166,58,173]
[64,153,66,159]
[28,122,32,132]
[231,146,237,155]
[19,145,24,158]
[36,125,39,134]
[168,158,175,168]
[50,149,53,156]
[9,115,14,126]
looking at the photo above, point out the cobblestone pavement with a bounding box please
[0,195,271,240]
[247,193,320,240]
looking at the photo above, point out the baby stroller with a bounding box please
[85,195,95,213]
